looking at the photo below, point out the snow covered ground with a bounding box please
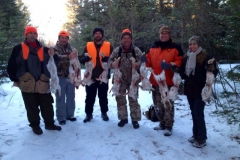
[0,73,239,160]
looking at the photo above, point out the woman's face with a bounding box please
[189,41,199,52]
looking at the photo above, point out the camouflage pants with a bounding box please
[116,83,141,121]
[152,85,174,129]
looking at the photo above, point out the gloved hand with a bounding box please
[171,65,179,73]
[161,61,171,70]
[206,64,214,72]
[48,47,55,56]
[101,56,108,62]
[140,54,147,63]
[69,52,78,59]
[83,56,91,63]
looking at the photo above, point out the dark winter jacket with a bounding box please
[7,39,51,93]
[179,50,218,98]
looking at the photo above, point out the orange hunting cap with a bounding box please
[58,30,69,37]
[24,26,38,37]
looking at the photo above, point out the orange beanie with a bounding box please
[24,26,38,37]
[58,30,69,37]
[121,29,132,39]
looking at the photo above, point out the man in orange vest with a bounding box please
[79,27,113,123]
[7,26,61,135]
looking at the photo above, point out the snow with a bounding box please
[0,70,240,160]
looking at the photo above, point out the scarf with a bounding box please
[185,47,202,76]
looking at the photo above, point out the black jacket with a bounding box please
[179,50,218,98]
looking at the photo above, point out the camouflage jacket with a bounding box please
[54,42,74,77]
[108,44,142,85]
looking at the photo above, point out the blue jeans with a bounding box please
[187,97,207,141]
[55,77,75,121]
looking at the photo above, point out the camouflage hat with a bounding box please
[159,25,170,34]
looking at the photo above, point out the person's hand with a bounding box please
[69,49,78,59]
[171,65,179,73]
[206,64,214,72]
[140,54,147,63]
[84,53,91,62]
[100,52,108,62]
[160,61,171,70]
[112,57,120,68]
[130,57,137,69]
[48,47,54,56]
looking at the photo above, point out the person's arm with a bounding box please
[79,46,91,64]
[108,47,119,69]
[7,45,21,82]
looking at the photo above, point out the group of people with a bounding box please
[7,25,218,149]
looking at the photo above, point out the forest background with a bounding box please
[0,0,240,130]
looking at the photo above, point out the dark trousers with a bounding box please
[21,92,55,127]
[187,96,207,140]
[85,81,109,115]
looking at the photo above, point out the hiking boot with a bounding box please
[132,121,140,129]
[153,125,165,130]
[83,114,93,123]
[193,140,206,148]
[118,119,128,127]
[32,126,43,135]
[188,136,196,143]
[101,113,109,121]
[45,124,62,131]
[67,117,77,121]
[59,120,66,125]
[164,129,172,136]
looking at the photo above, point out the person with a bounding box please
[7,26,61,135]
[79,27,113,123]
[52,30,78,125]
[108,29,142,129]
[179,36,218,148]
[144,25,183,136]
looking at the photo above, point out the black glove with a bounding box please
[160,61,171,70]
[84,56,91,63]
[171,65,179,73]
[140,54,147,63]
[206,64,214,72]
[101,56,108,62]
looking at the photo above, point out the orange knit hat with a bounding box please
[24,26,38,37]
[121,28,132,39]
[58,30,69,37]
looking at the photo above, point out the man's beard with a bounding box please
[94,36,102,42]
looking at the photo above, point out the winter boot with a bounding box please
[45,124,62,131]
[101,113,109,121]
[132,121,140,129]
[83,114,93,123]
[32,126,43,135]
[118,119,128,127]
[67,117,77,121]
[164,127,172,136]
[193,140,206,148]
[59,120,66,125]
[188,136,197,143]
[153,124,165,130]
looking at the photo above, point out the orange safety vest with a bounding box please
[21,42,44,61]
[86,41,110,67]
